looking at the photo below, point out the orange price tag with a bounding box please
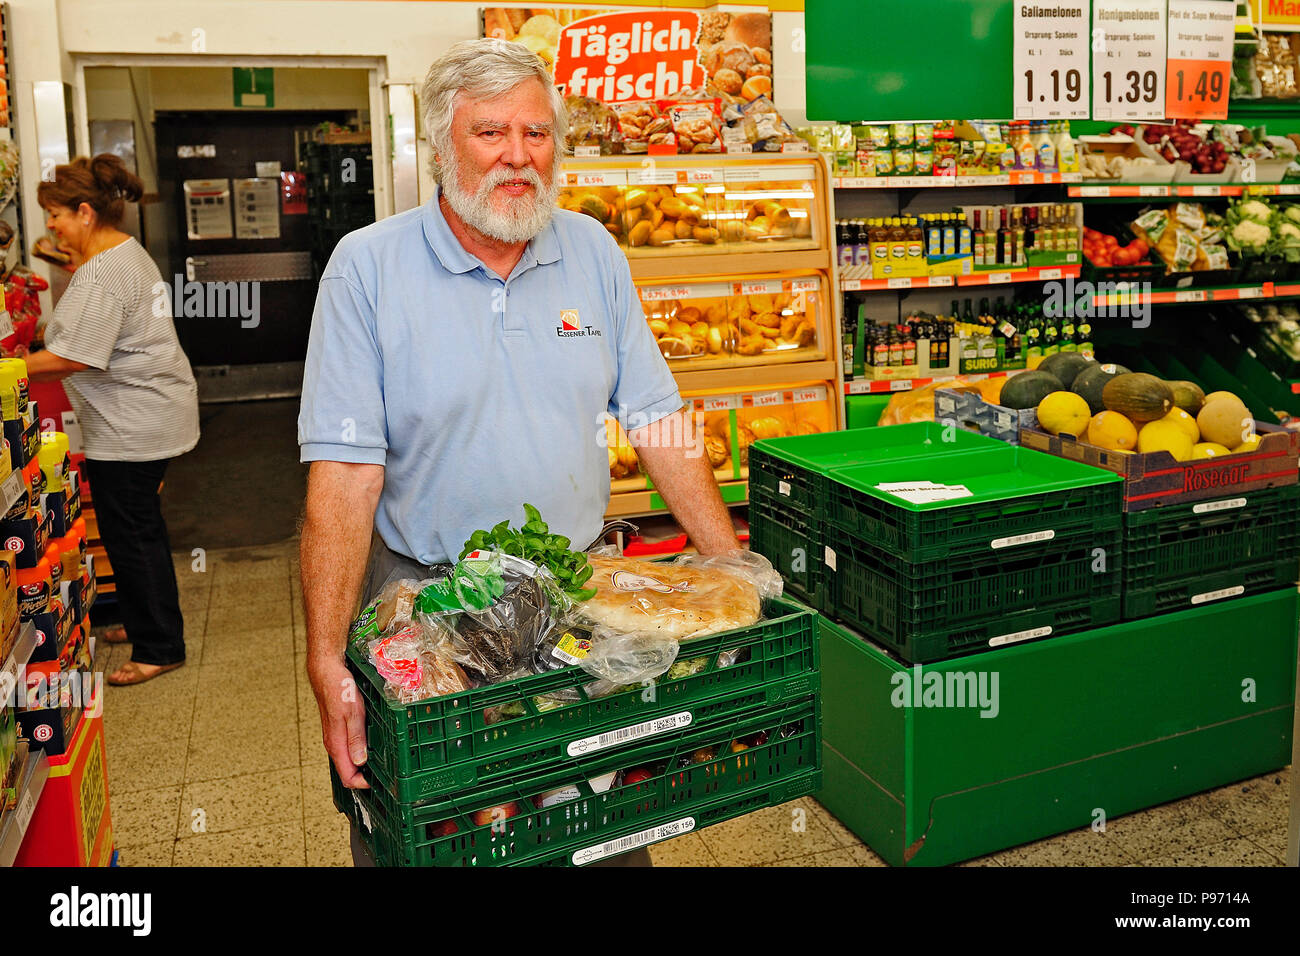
[1165,59,1230,119]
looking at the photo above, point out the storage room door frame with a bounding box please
[154,108,358,366]
[69,54,392,366]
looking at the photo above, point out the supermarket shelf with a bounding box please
[1091,283,1274,308]
[832,172,1081,189]
[673,360,838,394]
[0,747,50,867]
[1070,182,1300,199]
[606,479,749,519]
[2,621,37,701]
[841,264,1080,293]
[629,249,831,281]
[843,370,1015,396]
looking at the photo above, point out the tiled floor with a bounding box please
[101,541,1294,867]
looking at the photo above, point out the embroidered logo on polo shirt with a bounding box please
[556,309,602,338]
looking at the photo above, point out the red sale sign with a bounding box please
[552,11,704,103]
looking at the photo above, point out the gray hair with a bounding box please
[421,38,569,184]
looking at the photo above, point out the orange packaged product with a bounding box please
[17,557,52,620]
[56,530,80,583]
[610,101,674,153]
[72,518,88,577]
[44,542,63,588]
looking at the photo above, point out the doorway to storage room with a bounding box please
[65,63,380,619]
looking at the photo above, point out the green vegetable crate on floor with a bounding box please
[748,424,1125,663]
[333,696,821,867]
[817,590,1298,866]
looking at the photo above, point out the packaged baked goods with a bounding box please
[660,96,724,153]
[564,95,618,153]
[611,101,673,153]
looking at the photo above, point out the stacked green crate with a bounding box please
[301,140,376,276]
[331,596,823,865]
[748,425,1124,662]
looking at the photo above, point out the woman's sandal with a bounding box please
[106,660,184,686]
[103,626,130,644]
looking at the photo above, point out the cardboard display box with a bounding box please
[13,713,112,867]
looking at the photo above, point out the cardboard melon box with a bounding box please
[1019,421,1299,512]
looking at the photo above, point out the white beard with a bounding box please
[441,159,561,244]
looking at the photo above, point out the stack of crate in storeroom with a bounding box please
[300,137,376,278]
[331,588,823,867]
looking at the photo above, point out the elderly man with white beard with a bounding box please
[298,38,739,867]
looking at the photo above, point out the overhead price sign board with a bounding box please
[1165,0,1235,119]
[1092,0,1169,122]
[1013,4,1092,119]
[1251,0,1300,30]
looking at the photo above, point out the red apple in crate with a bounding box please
[429,819,460,837]
[622,767,654,785]
[470,802,522,827]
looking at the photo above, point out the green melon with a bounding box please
[1102,372,1175,423]
[999,370,1066,410]
[1071,362,1131,415]
[1167,380,1206,417]
[1037,352,1096,389]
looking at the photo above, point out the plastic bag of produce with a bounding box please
[415,550,569,684]
[367,622,473,705]
[349,574,440,651]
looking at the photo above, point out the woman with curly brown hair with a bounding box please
[31,154,199,685]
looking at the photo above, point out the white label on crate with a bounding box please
[351,792,373,833]
[778,481,792,497]
[991,529,1056,550]
[1192,497,1246,515]
[573,816,696,865]
[988,625,1053,647]
[535,784,583,809]
[876,481,974,504]
[567,711,693,757]
[1191,585,1245,605]
[824,546,837,571]
[994,410,1014,430]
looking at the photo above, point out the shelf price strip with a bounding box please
[1165,0,1235,121]
[1092,0,1168,122]
[1013,3,1091,120]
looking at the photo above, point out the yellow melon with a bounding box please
[1196,397,1252,448]
[1191,442,1232,459]
[1036,391,1091,438]
[1162,407,1200,444]
[1086,411,1138,452]
[1137,420,1194,461]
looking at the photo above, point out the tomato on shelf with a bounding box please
[1083,228,1150,269]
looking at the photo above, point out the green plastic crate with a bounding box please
[749,422,1002,520]
[825,444,1123,563]
[822,522,1123,663]
[747,486,820,607]
[349,597,818,803]
[332,696,822,867]
[1122,484,1300,619]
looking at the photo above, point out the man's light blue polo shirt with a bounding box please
[298,193,683,565]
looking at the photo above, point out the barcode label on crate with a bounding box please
[572,816,696,865]
[990,529,1056,550]
[988,625,1053,647]
[1190,585,1245,605]
[1192,498,1246,514]
[823,546,837,571]
[778,480,791,497]
[566,711,693,757]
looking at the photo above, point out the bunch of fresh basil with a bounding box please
[460,504,597,601]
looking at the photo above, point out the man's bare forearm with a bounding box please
[631,411,739,554]
[301,461,385,665]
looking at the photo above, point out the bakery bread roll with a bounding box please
[724,13,771,53]
[579,556,760,639]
